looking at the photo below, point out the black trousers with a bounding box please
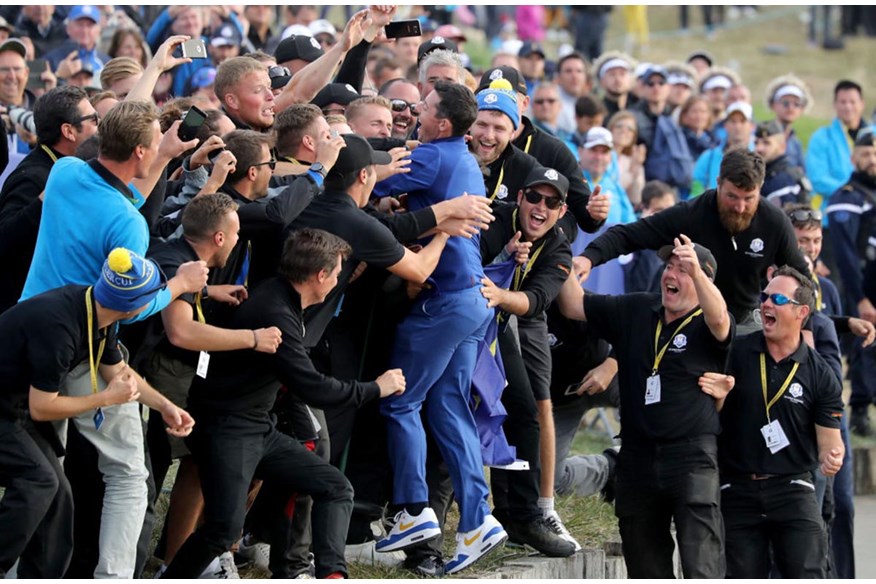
[490,322,542,524]
[722,472,827,578]
[615,436,725,579]
[160,413,353,579]
[0,418,74,578]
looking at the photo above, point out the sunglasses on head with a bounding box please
[523,189,563,210]
[389,99,418,116]
[787,208,822,223]
[268,65,290,80]
[760,292,801,306]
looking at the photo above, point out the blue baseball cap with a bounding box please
[69,5,100,23]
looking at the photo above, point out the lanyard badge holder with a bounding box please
[646,309,703,405]
[759,354,798,454]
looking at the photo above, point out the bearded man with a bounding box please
[575,149,809,333]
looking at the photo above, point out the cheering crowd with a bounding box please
[1,4,875,580]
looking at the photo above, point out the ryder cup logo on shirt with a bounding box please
[672,334,687,350]
[750,238,765,253]
[497,184,509,199]
[789,382,803,398]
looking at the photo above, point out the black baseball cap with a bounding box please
[417,36,458,65]
[275,34,324,64]
[524,165,569,201]
[657,241,718,280]
[477,66,527,96]
[311,83,360,109]
[327,134,393,178]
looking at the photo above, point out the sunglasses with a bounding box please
[268,65,290,80]
[75,112,100,125]
[389,99,418,116]
[251,159,277,171]
[534,98,558,105]
[760,292,801,306]
[523,189,563,210]
[787,208,823,223]
[316,34,337,47]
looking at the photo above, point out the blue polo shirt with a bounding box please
[374,136,486,293]
[21,157,170,318]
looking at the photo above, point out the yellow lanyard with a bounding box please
[510,208,545,291]
[194,291,206,324]
[651,309,703,374]
[41,144,59,163]
[522,133,534,154]
[489,163,506,201]
[85,287,107,394]
[760,354,800,422]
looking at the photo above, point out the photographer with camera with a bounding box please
[0,38,40,172]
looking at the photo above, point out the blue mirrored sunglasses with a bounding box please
[760,292,800,306]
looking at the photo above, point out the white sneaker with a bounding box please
[445,514,508,575]
[237,536,270,571]
[374,508,441,553]
[345,539,406,567]
[199,552,240,579]
[543,510,582,552]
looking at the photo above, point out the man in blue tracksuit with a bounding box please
[372,80,508,575]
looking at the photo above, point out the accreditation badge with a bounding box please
[645,374,661,405]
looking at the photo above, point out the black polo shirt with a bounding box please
[146,237,201,366]
[186,277,380,431]
[480,203,573,319]
[0,285,122,421]
[585,292,734,447]
[288,189,407,347]
[719,332,843,477]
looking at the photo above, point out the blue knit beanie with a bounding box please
[476,79,519,130]
[94,248,166,313]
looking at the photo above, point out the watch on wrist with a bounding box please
[310,162,327,178]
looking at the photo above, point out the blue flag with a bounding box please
[471,259,517,466]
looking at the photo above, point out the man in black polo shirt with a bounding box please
[558,234,734,578]
[713,266,844,578]
[0,248,193,579]
[160,228,406,579]
[576,149,809,332]
[142,194,283,576]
